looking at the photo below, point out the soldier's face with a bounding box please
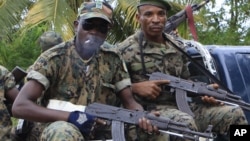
[75,17,109,39]
[137,5,167,37]
[74,18,109,58]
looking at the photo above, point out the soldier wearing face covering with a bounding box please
[12,1,156,141]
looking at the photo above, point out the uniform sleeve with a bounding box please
[4,72,16,90]
[0,66,16,90]
[102,51,131,92]
[114,58,131,92]
[26,54,60,90]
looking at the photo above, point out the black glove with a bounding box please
[67,111,95,135]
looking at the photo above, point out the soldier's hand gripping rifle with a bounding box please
[164,0,210,33]
[148,72,250,117]
[85,102,214,141]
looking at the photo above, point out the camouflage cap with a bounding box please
[77,1,113,24]
[137,0,171,11]
[38,31,63,52]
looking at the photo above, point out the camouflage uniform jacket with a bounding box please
[116,30,190,106]
[0,65,16,140]
[27,39,131,107]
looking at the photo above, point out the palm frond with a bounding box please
[0,0,30,38]
[108,0,138,44]
[21,0,76,41]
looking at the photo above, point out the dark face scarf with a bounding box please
[76,34,105,60]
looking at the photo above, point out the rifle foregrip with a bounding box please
[146,113,188,128]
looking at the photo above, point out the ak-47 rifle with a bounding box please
[11,66,27,84]
[85,102,214,141]
[148,72,250,117]
[164,0,210,33]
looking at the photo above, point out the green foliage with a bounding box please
[0,0,32,38]
[21,0,76,41]
[107,0,138,44]
[0,26,46,71]
[196,0,250,45]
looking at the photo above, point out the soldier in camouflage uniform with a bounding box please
[116,0,248,141]
[12,1,154,141]
[12,31,64,141]
[0,65,19,141]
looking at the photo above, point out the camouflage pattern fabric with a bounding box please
[138,0,171,11]
[38,31,63,52]
[77,1,113,24]
[190,101,248,140]
[40,121,84,141]
[116,30,248,141]
[125,125,170,141]
[0,65,16,141]
[26,39,131,140]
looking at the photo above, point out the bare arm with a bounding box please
[118,87,143,110]
[12,80,70,122]
[5,87,19,103]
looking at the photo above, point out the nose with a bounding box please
[152,15,160,23]
[88,28,99,34]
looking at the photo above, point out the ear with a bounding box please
[73,20,79,33]
[135,12,140,22]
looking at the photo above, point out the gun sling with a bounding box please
[163,35,233,93]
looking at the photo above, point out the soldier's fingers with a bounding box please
[212,83,219,89]
[153,125,159,135]
[202,95,212,103]
[201,95,208,101]
[207,83,219,90]
[146,119,153,134]
[151,80,170,85]
[95,118,108,125]
[148,94,157,99]
[207,96,217,104]
[151,111,160,117]
[202,96,219,105]
[139,117,148,130]
[151,88,161,98]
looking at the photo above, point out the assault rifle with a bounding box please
[85,102,214,141]
[11,66,27,84]
[165,0,209,33]
[148,72,250,116]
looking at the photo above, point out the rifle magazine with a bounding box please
[175,89,194,117]
[111,120,126,141]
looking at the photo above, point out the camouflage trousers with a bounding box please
[126,125,170,141]
[127,101,248,141]
[40,121,112,141]
[40,121,84,141]
[190,101,248,140]
[0,99,12,141]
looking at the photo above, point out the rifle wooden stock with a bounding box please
[85,102,214,141]
[11,66,27,84]
[148,72,250,116]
